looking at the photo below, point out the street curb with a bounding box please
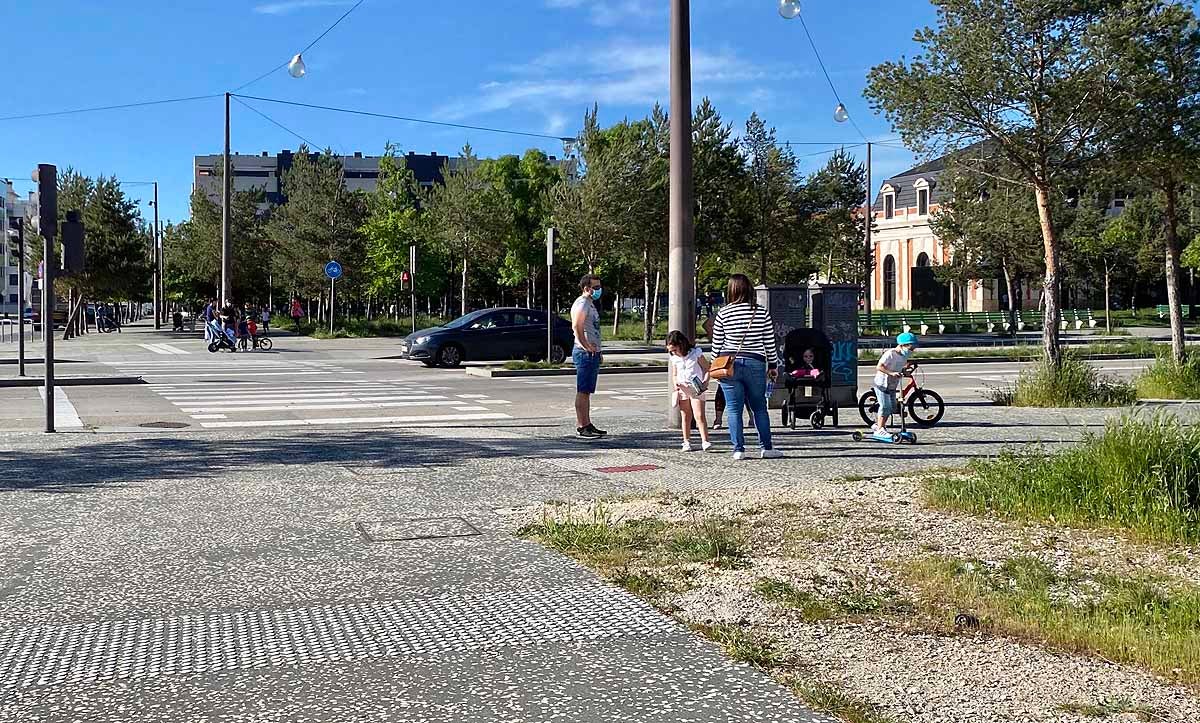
[856,353,1155,366]
[466,366,667,378]
[1135,398,1198,405]
[0,376,144,388]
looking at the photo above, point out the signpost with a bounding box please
[324,260,342,335]
[409,244,417,336]
[546,228,559,364]
[34,164,57,433]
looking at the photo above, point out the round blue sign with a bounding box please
[324,260,343,279]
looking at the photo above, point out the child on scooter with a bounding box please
[873,332,918,436]
[667,330,713,452]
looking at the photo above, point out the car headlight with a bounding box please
[414,336,431,345]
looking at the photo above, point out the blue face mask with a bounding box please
[591,288,603,301]
[899,347,913,358]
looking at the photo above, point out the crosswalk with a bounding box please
[517,378,669,402]
[137,343,191,355]
[107,357,513,429]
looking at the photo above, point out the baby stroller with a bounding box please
[206,319,238,353]
[780,328,839,429]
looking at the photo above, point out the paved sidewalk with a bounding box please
[2,404,1181,721]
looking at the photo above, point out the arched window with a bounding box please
[916,252,930,267]
[883,255,897,309]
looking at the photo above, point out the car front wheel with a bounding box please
[436,344,464,368]
[550,344,568,365]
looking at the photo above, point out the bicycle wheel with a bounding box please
[857,390,879,426]
[258,337,273,351]
[907,389,945,426]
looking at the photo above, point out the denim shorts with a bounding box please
[873,384,897,417]
[573,348,601,394]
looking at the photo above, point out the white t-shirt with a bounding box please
[671,347,705,385]
[873,349,907,390]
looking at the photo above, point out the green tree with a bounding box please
[269,146,367,314]
[1107,0,1200,363]
[1070,198,1128,334]
[425,144,512,317]
[167,182,270,304]
[865,0,1128,365]
[740,113,809,284]
[692,98,749,285]
[360,143,423,316]
[482,150,563,307]
[807,149,868,284]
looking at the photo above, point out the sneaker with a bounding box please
[586,423,608,437]
[732,451,746,461]
[761,449,784,459]
[577,426,601,439]
[701,441,714,452]
[681,441,693,452]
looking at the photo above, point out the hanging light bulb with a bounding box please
[287,53,307,79]
[778,0,801,19]
[834,103,850,123]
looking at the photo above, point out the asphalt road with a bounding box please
[0,323,1157,434]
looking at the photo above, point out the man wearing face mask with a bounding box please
[571,274,608,438]
[873,332,918,435]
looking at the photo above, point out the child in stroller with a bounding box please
[206,318,237,353]
[781,328,839,429]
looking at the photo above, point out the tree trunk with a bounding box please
[642,247,652,345]
[759,244,768,286]
[526,266,533,309]
[1034,183,1062,366]
[1103,263,1111,336]
[1163,183,1186,365]
[461,255,469,318]
[826,249,835,282]
[651,268,663,331]
[612,292,621,336]
[1002,263,1017,337]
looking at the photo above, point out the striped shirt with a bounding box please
[712,302,779,366]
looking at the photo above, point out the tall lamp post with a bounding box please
[148,183,161,329]
[666,0,696,427]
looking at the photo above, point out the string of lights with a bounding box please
[796,14,869,143]
[232,0,369,93]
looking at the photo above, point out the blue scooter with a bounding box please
[851,388,917,445]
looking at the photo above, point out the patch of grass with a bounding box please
[986,353,1136,407]
[1058,699,1161,720]
[754,578,837,622]
[611,569,668,597]
[307,314,446,339]
[517,504,669,568]
[755,577,914,620]
[903,554,1200,686]
[790,680,900,723]
[1135,353,1200,400]
[925,414,1200,543]
[670,517,747,568]
[691,623,783,669]
[859,339,1161,363]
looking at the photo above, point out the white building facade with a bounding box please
[1,181,36,318]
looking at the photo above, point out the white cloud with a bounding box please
[254,0,355,16]
[543,0,659,27]
[438,41,807,122]
[545,113,569,135]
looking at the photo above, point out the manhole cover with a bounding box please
[595,464,663,474]
[355,517,481,542]
[139,421,190,429]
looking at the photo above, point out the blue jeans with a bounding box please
[719,357,773,452]
[873,384,897,419]
[573,348,601,394]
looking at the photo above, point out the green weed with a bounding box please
[791,681,900,723]
[1135,353,1200,400]
[691,623,783,669]
[987,353,1136,407]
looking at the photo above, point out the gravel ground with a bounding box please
[508,475,1200,723]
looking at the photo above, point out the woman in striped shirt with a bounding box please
[710,274,782,460]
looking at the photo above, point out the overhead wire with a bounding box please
[233,96,322,149]
[232,94,577,142]
[0,93,222,123]
[232,0,369,92]
[796,14,869,143]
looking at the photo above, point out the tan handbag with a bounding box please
[708,306,756,381]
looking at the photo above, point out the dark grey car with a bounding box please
[401,308,575,368]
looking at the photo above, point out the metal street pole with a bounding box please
[667,0,696,427]
[37,164,56,433]
[221,92,232,308]
[546,228,557,364]
[329,277,335,335]
[153,182,161,329]
[15,218,25,376]
[409,244,417,335]
[864,142,873,323]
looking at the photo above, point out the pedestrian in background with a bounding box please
[571,274,607,439]
[201,298,216,342]
[290,298,303,332]
[260,306,271,333]
[710,273,781,460]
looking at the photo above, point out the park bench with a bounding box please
[1058,309,1098,331]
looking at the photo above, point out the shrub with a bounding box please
[926,414,1200,543]
[986,353,1135,407]
[1135,352,1200,400]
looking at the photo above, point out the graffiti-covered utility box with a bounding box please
[755,285,809,408]
[809,283,860,406]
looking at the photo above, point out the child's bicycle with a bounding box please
[856,362,945,427]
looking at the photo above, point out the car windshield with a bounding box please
[442,310,492,329]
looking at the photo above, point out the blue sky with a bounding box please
[0,0,937,224]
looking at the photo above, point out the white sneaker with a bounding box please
[701,441,714,452]
[732,451,746,461]
[761,449,784,459]
[681,441,693,452]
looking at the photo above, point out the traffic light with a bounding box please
[32,164,56,242]
[546,227,560,267]
[61,210,85,274]
[400,269,411,290]
[5,217,21,255]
